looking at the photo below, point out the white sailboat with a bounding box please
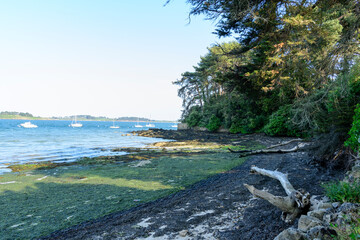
[19,121,38,128]
[145,115,155,127]
[110,120,119,129]
[69,116,82,128]
[134,118,143,128]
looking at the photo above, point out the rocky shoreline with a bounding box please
[275,158,360,240]
[41,129,351,240]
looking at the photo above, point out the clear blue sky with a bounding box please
[0,0,233,121]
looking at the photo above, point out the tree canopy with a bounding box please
[175,0,360,135]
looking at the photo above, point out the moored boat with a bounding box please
[69,116,82,127]
[19,121,38,128]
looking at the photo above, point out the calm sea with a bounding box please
[0,119,175,174]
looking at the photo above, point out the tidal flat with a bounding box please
[0,141,248,240]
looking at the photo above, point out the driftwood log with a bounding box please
[244,166,310,223]
[228,139,306,157]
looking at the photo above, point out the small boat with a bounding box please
[171,124,177,128]
[19,121,38,128]
[69,116,82,128]
[110,120,119,129]
[134,118,143,128]
[145,115,155,128]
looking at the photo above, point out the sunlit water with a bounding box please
[0,119,176,174]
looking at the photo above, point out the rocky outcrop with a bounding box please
[275,197,359,239]
[274,158,360,240]
[177,123,189,130]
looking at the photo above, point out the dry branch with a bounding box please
[266,138,303,149]
[229,143,306,156]
[244,166,310,223]
[228,139,304,154]
[249,166,295,195]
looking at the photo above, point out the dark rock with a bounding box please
[307,209,327,220]
[338,203,360,214]
[298,215,323,232]
[274,228,306,240]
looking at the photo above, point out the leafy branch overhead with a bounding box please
[174,0,360,137]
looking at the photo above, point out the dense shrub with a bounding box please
[206,115,221,132]
[229,121,248,134]
[263,105,299,136]
[186,110,202,127]
[344,104,360,152]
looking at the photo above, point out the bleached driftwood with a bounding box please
[229,143,306,156]
[266,138,303,149]
[244,166,310,223]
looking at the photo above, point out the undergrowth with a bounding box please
[323,180,360,203]
[330,211,360,240]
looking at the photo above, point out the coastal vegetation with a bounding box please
[0,111,42,120]
[1,1,360,239]
[323,180,360,204]
[174,0,360,140]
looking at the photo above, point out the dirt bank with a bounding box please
[41,130,345,240]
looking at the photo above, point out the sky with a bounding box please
[0,0,233,121]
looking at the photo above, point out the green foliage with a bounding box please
[228,114,265,134]
[263,105,299,136]
[185,109,202,127]
[345,104,360,152]
[175,1,360,137]
[229,121,247,134]
[323,180,360,203]
[206,114,221,132]
[324,180,360,239]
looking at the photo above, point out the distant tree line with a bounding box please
[0,112,152,122]
[0,111,34,117]
[115,117,151,122]
[175,0,360,141]
[57,116,151,121]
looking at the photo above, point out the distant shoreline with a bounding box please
[0,117,177,123]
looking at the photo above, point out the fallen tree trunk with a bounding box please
[266,138,303,149]
[229,143,306,156]
[244,166,310,223]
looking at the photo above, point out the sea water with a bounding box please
[0,119,175,174]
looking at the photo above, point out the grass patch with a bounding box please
[222,145,247,151]
[0,152,245,239]
[323,180,360,203]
